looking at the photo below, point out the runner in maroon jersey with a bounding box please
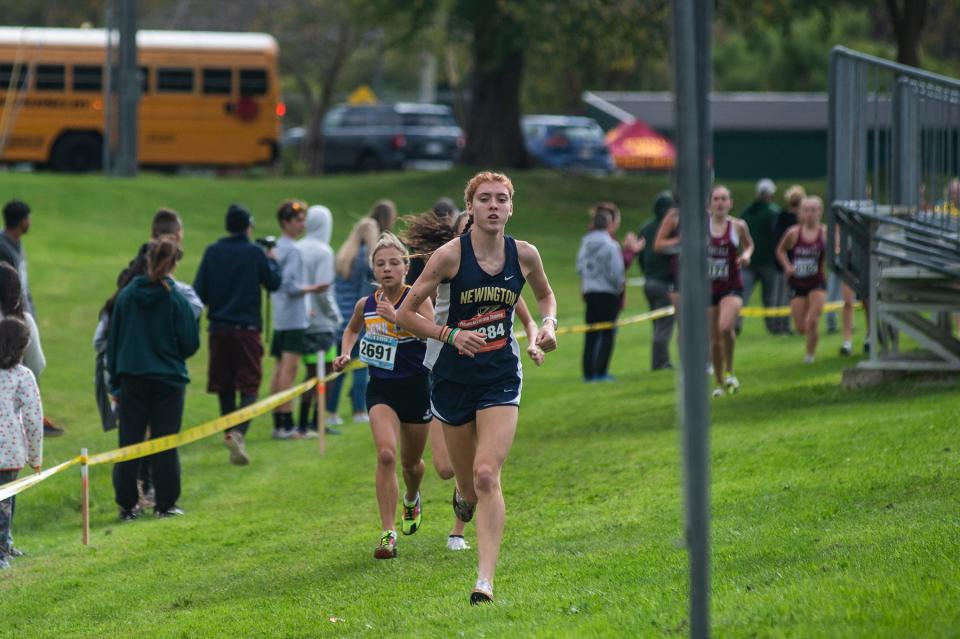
[707,185,754,397]
[776,195,827,363]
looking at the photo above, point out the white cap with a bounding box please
[756,178,776,196]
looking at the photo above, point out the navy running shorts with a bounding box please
[366,375,432,424]
[430,374,522,426]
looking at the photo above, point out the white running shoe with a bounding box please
[804,354,815,364]
[353,412,370,423]
[271,428,301,440]
[224,431,250,465]
[326,413,343,426]
[711,387,725,398]
[446,535,470,551]
[724,374,740,394]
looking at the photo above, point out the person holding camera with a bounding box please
[193,204,281,465]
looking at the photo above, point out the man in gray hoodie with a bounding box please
[296,205,342,436]
[577,207,626,382]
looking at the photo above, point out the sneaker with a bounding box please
[840,341,852,357]
[324,426,342,436]
[452,487,476,523]
[299,429,320,440]
[155,506,185,518]
[470,579,494,605]
[8,546,24,558]
[119,504,142,521]
[804,354,815,364]
[594,374,616,382]
[353,412,370,423]
[724,373,740,394]
[271,428,301,440]
[374,530,397,559]
[401,493,422,536]
[0,556,9,570]
[326,413,343,426]
[225,431,250,466]
[711,387,725,399]
[43,416,65,437]
[446,535,470,551]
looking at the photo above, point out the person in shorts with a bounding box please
[194,204,281,465]
[776,195,828,363]
[332,233,433,560]
[707,185,754,397]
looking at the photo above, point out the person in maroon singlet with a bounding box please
[707,185,753,397]
[776,195,828,363]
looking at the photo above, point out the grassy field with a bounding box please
[0,169,957,638]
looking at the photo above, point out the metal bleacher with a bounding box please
[829,48,960,373]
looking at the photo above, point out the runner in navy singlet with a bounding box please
[332,233,433,560]
[397,171,558,605]
[776,195,827,363]
[707,185,754,397]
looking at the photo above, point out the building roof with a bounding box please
[584,91,831,130]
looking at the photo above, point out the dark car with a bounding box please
[318,103,464,172]
[522,115,613,173]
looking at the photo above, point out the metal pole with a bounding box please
[80,448,90,546]
[102,0,114,175]
[671,0,711,637]
[116,0,138,177]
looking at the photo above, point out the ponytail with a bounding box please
[146,235,183,289]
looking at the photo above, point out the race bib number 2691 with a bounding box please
[359,332,398,370]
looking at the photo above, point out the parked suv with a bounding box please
[320,103,464,172]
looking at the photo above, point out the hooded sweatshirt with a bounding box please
[577,229,625,295]
[740,199,780,267]
[640,192,675,282]
[297,205,342,335]
[107,275,200,391]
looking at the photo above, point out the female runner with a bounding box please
[397,171,558,605]
[401,210,545,552]
[707,185,753,397]
[776,195,828,363]
[332,233,433,559]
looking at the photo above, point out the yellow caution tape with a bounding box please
[86,378,320,465]
[0,456,81,502]
[739,300,863,318]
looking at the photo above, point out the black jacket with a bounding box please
[193,234,281,330]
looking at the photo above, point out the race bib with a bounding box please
[708,258,729,281]
[793,258,818,277]
[359,332,398,370]
[457,308,509,353]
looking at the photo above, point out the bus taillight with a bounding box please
[276,102,286,118]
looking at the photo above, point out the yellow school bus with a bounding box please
[0,27,281,171]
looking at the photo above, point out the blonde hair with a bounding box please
[369,231,409,267]
[801,195,824,212]
[335,217,380,279]
[785,185,807,207]
[464,171,514,208]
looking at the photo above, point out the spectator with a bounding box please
[639,191,676,370]
[193,204,282,465]
[107,237,200,520]
[295,205,342,437]
[740,178,782,334]
[771,185,806,335]
[577,206,625,382]
[0,200,59,437]
[0,316,43,570]
[432,197,459,221]
[268,200,327,440]
[326,199,397,424]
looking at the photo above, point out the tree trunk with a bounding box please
[460,5,532,168]
[305,21,353,175]
[885,0,928,67]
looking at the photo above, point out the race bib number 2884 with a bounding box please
[457,309,509,353]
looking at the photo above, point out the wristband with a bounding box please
[447,328,461,346]
[438,326,448,343]
[542,316,558,328]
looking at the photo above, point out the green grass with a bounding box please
[0,169,957,638]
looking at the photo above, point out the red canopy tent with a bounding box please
[604,121,676,171]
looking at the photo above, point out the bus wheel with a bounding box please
[50,133,103,173]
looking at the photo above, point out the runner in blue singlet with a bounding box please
[333,233,433,560]
[397,171,558,606]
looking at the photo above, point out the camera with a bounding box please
[255,236,277,250]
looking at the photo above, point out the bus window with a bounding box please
[239,69,267,96]
[73,65,102,92]
[157,67,194,93]
[35,64,65,91]
[202,68,231,95]
[0,64,27,90]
